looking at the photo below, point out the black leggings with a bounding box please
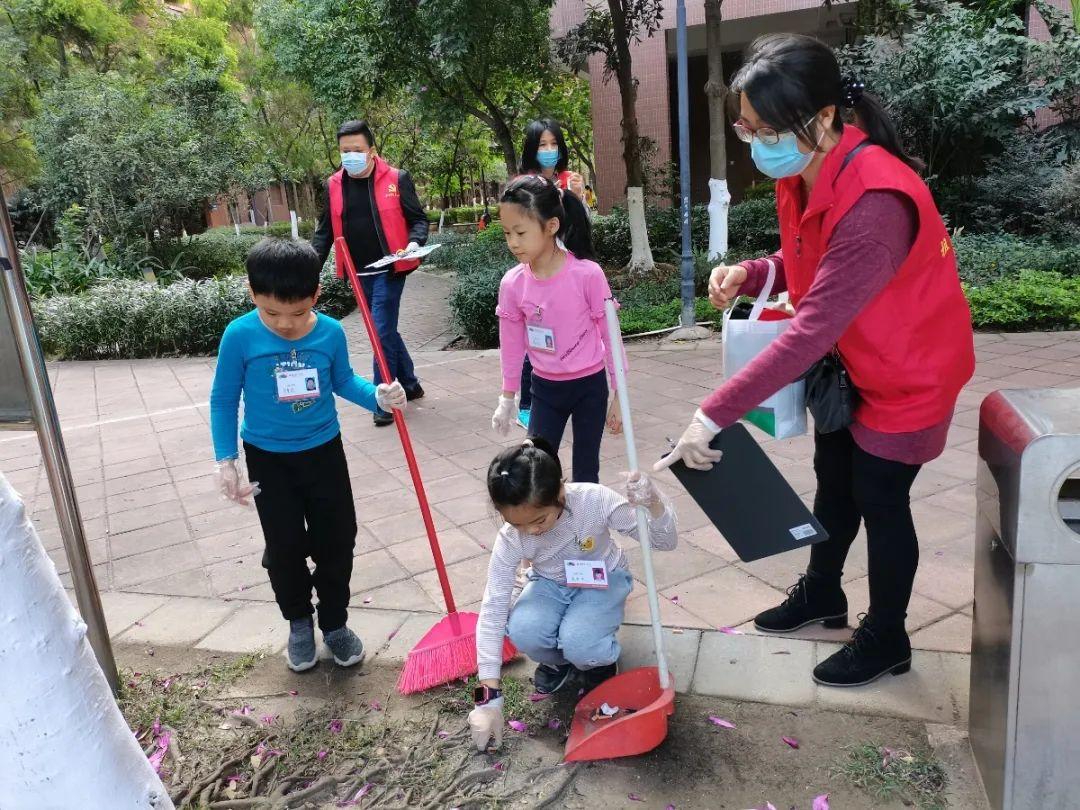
[528,369,608,483]
[807,428,922,629]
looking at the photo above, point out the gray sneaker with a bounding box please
[323,625,365,667]
[287,617,318,672]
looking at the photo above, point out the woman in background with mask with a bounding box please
[655,34,974,689]
[513,119,594,432]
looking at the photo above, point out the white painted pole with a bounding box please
[707,178,731,262]
[290,210,299,240]
[0,474,174,809]
[603,299,670,689]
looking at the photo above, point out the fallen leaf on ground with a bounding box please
[708,715,736,729]
[782,736,800,749]
[507,720,527,733]
[813,794,830,810]
[628,794,645,802]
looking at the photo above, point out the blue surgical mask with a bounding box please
[341,151,368,176]
[536,148,560,169]
[750,131,817,179]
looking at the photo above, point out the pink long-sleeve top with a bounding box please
[496,251,618,392]
[700,190,953,466]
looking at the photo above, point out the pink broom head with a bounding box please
[396,612,517,694]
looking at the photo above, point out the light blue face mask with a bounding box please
[536,148,560,169]
[341,151,368,176]
[749,117,824,179]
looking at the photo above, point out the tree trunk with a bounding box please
[705,0,731,261]
[0,474,174,809]
[609,0,653,274]
[491,117,519,177]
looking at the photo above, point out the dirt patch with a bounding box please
[116,645,954,809]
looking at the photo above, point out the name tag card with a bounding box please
[527,324,556,353]
[276,368,321,402]
[564,559,608,589]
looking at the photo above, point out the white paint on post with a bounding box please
[290,210,299,240]
[233,222,241,237]
[248,208,256,225]
[626,186,654,272]
[0,475,174,809]
[707,178,731,262]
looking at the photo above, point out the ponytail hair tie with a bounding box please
[522,438,534,448]
[500,470,509,477]
[842,76,866,108]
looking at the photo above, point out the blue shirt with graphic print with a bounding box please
[209,310,378,460]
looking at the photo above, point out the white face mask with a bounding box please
[341,151,368,176]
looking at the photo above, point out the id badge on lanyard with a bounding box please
[525,302,556,353]
[564,559,609,589]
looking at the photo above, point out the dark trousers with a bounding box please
[519,357,534,410]
[244,435,357,632]
[360,270,418,410]
[807,428,922,629]
[528,369,608,483]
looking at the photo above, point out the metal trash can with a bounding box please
[970,388,1080,810]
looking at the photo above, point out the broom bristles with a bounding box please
[396,635,517,695]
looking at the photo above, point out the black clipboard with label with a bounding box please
[666,423,828,562]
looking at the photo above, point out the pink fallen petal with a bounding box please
[528,692,550,702]
[577,688,585,698]
[718,626,744,635]
[934,550,945,557]
[628,794,645,802]
[547,718,561,730]
[388,630,398,640]
[437,731,451,739]
[708,715,736,729]
[363,596,373,604]
[666,806,676,810]
[813,794,830,810]
[507,720,527,733]
[782,736,800,749]
[317,750,328,760]
[329,719,344,734]
[261,715,277,726]
[135,621,144,627]
[288,689,299,696]
[493,762,506,771]
[669,595,680,605]
[147,733,170,774]
[369,700,382,711]
[160,678,174,692]
[152,719,162,736]
[239,585,246,592]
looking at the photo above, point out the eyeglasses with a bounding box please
[732,115,818,146]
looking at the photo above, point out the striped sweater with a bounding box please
[476,482,678,681]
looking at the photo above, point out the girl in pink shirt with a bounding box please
[491,175,622,483]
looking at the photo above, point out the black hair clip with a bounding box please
[842,76,866,108]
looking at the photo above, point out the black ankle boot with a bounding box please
[813,614,912,688]
[754,574,848,634]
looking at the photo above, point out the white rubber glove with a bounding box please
[376,380,407,411]
[215,459,259,506]
[491,395,518,436]
[468,697,504,752]
[653,410,724,472]
[624,471,665,518]
[398,241,420,256]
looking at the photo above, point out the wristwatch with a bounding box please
[473,685,502,705]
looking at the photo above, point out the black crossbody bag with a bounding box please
[801,142,872,434]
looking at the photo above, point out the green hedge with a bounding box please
[446,231,516,346]
[954,233,1080,286]
[426,205,499,225]
[33,266,356,360]
[966,271,1080,332]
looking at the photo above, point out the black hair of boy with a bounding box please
[487,437,563,508]
[520,118,569,174]
[336,119,376,148]
[246,238,321,302]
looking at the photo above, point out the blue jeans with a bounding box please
[360,271,418,408]
[506,568,633,671]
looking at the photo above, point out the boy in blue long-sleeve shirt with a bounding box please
[210,238,406,672]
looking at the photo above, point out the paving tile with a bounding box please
[913,548,975,608]
[108,499,187,536]
[616,625,701,692]
[622,587,714,630]
[112,542,204,588]
[99,591,170,635]
[343,607,413,654]
[109,518,192,560]
[207,552,267,596]
[376,612,439,663]
[691,632,817,706]
[361,578,442,613]
[415,557,490,610]
[106,482,179,514]
[384,528,486,576]
[815,645,969,724]
[196,603,288,653]
[910,612,972,654]
[365,507,452,546]
[126,567,214,598]
[669,566,785,631]
[119,597,236,645]
[349,548,410,596]
[194,527,264,566]
[623,542,727,590]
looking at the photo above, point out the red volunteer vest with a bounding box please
[776,126,975,433]
[328,156,419,278]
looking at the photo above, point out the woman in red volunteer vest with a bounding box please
[311,119,430,427]
[514,118,592,432]
[656,34,975,687]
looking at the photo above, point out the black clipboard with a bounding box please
[666,423,828,562]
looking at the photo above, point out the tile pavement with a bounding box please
[4,270,1080,723]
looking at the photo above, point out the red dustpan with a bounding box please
[334,238,516,693]
[564,298,676,761]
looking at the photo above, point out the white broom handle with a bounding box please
[603,299,670,689]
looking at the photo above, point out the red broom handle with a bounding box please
[334,237,457,614]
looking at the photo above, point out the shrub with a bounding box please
[427,205,499,226]
[167,230,265,279]
[592,209,633,268]
[33,266,354,360]
[954,233,1080,286]
[965,270,1080,331]
[447,235,516,346]
[727,198,780,257]
[618,297,716,335]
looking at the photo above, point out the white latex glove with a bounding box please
[215,459,259,506]
[397,241,420,256]
[468,697,504,752]
[624,471,665,517]
[376,380,407,411]
[653,410,724,472]
[491,395,517,436]
[708,264,748,310]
